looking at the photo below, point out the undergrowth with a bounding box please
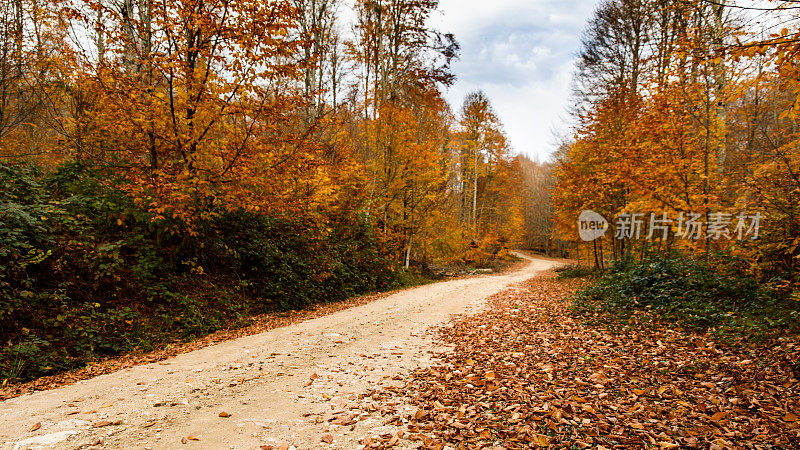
[0,162,426,383]
[570,252,799,342]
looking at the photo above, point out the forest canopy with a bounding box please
[553,0,800,286]
[0,0,541,383]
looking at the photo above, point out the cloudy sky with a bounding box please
[429,0,602,160]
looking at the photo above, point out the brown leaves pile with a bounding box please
[381,275,800,448]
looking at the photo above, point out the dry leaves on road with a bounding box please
[93,419,122,428]
[181,435,200,444]
[374,274,799,449]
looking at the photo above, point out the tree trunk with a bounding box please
[472,139,478,228]
[711,0,727,175]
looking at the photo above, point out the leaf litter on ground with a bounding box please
[360,273,799,449]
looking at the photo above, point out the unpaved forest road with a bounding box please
[1,254,559,450]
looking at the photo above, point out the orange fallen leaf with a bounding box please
[94,420,122,427]
[533,434,549,446]
[321,434,333,444]
[29,422,41,432]
[218,411,231,418]
[784,412,798,422]
[710,411,728,422]
[187,435,200,441]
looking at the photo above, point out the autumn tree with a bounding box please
[0,0,66,163]
[455,91,508,229]
[724,4,800,281]
[293,0,341,120]
[340,0,464,265]
[0,0,523,271]
[555,0,742,266]
[61,0,351,225]
[517,155,564,255]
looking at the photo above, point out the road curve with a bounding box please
[1,253,561,449]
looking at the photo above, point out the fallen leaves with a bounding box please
[304,372,320,387]
[710,411,728,422]
[372,274,800,448]
[360,429,403,448]
[218,411,231,418]
[182,435,200,444]
[261,444,290,450]
[330,413,359,426]
[93,419,122,427]
[29,422,41,432]
[532,434,549,446]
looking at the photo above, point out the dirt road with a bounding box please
[0,254,560,449]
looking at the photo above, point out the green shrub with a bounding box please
[572,252,799,337]
[0,162,414,384]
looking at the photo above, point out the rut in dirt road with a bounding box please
[0,253,561,450]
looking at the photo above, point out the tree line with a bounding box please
[0,0,550,264]
[0,0,554,383]
[553,0,800,287]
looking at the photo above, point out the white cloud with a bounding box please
[430,0,603,159]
